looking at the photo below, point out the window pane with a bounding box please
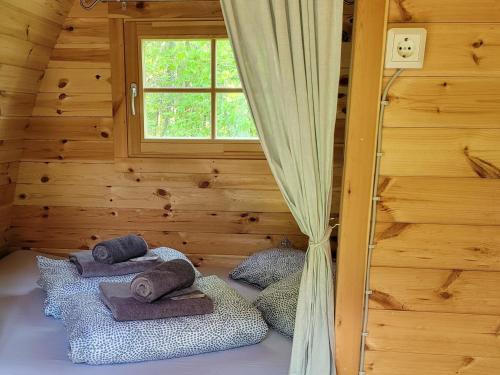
[216,40,241,88]
[144,93,211,139]
[216,93,257,139]
[142,40,211,88]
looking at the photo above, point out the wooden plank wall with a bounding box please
[365,1,500,374]
[9,1,353,265]
[0,0,73,256]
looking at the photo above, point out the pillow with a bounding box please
[60,276,268,365]
[253,271,301,338]
[229,247,305,289]
[254,263,337,338]
[37,247,201,319]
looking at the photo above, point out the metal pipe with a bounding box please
[357,68,404,375]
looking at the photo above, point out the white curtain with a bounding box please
[220,1,343,374]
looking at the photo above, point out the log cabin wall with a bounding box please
[0,0,74,256]
[365,1,500,374]
[9,1,353,265]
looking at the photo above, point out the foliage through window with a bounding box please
[141,39,257,140]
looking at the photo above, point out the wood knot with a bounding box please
[128,167,134,173]
[56,109,63,115]
[439,291,452,299]
[339,76,349,86]
[198,181,210,188]
[157,188,168,197]
[58,155,64,160]
[441,82,448,87]
[182,241,187,245]
[58,79,68,88]
[472,39,484,48]
[58,93,67,100]
[90,235,98,240]
[212,168,219,174]
[111,211,117,216]
[240,213,249,218]
[135,178,141,182]
[342,30,351,43]
[472,53,481,66]
[95,74,101,80]
[43,206,49,210]
[100,131,109,138]
[40,176,49,183]
[249,217,258,222]
[18,193,27,200]
[395,0,413,21]
[163,204,172,210]
[463,146,500,178]
[65,25,74,32]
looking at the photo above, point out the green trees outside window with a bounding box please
[142,39,257,140]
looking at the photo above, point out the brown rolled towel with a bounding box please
[99,282,214,322]
[92,235,148,264]
[131,259,195,303]
[69,251,162,277]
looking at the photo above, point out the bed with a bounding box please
[0,250,292,375]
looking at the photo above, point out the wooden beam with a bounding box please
[109,18,128,158]
[335,1,389,375]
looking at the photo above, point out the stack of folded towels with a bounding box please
[69,234,214,321]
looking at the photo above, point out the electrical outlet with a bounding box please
[385,28,427,69]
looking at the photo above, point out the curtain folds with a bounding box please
[220,1,343,374]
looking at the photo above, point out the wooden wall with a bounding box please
[365,1,500,374]
[0,0,73,255]
[9,1,353,264]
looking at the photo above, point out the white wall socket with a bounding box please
[385,28,427,69]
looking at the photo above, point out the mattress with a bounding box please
[0,250,292,375]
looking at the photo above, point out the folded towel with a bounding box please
[69,251,162,278]
[92,235,148,264]
[99,282,214,321]
[131,259,195,303]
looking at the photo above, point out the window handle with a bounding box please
[130,83,138,116]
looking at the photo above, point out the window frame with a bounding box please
[124,21,263,159]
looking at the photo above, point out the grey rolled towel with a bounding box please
[92,235,148,264]
[131,259,195,303]
[99,282,214,321]
[69,251,162,278]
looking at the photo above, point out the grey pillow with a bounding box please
[229,247,305,289]
[254,263,337,338]
[253,271,301,338]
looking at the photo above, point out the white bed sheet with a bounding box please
[0,250,292,375]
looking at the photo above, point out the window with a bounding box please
[125,21,262,158]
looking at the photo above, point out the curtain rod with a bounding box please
[80,0,199,11]
[82,0,355,11]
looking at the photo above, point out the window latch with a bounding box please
[130,83,138,116]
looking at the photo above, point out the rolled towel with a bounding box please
[92,235,148,264]
[131,259,195,303]
[69,251,162,278]
[99,282,214,321]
